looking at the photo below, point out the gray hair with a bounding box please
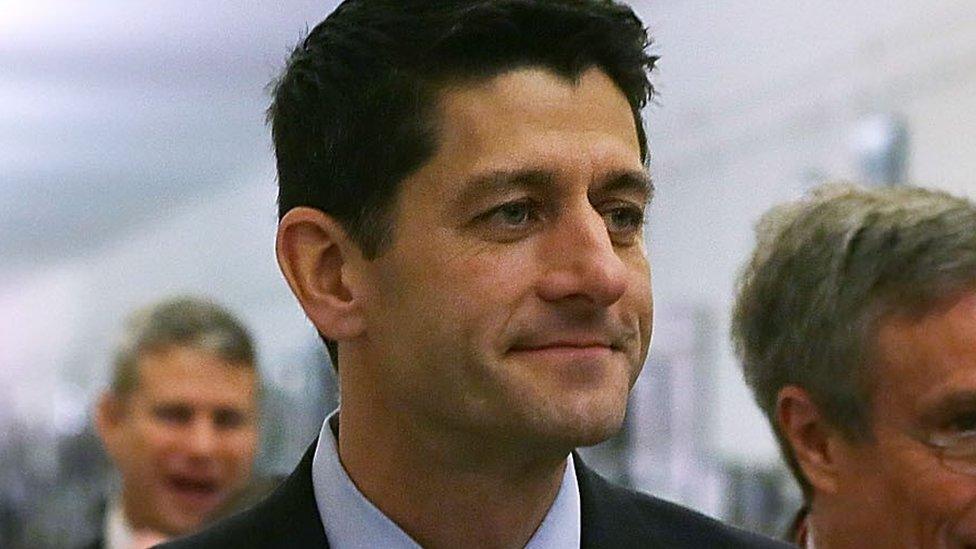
[731,182,976,496]
[110,296,256,396]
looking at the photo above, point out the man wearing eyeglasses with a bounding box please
[732,182,976,548]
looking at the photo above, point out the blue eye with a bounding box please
[471,199,541,242]
[491,201,535,227]
[601,204,645,241]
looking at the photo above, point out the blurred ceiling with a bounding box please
[0,0,337,273]
[4,0,953,279]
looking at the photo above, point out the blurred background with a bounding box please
[3,0,976,546]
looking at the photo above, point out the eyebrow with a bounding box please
[595,170,655,205]
[454,167,654,208]
[453,169,554,208]
[919,390,976,425]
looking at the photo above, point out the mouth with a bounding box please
[165,474,223,510]
[507,341,618,362]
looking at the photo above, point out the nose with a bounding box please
[185,418,219,458]
[536,204,629,307]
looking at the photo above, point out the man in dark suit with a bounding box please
[166,1,787,547]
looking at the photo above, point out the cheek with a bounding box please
[632,267,652,311]
[866,440,976,530]
[406,245,527,319]
[116,423,174,484]
[951,496,976,541]
[135,419,177,455]
[222,431,258,466]
[626,258,653,335]
[142,421,213,469]
[898,474,976,543]
[905,466,976,519]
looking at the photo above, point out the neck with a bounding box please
[806,497,860,549]
[107,497,135,542]
[120,487,152,532]
[337,379,570,549]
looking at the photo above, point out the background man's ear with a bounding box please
[94,392,125,462]
[276,207,367,342]
[776,385,843,495]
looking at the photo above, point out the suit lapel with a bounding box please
[575,453,666,548]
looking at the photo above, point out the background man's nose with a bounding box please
[185,418,219,457]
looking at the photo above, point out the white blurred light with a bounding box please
[849,113,910,186]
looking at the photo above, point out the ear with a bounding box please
[776,385,844,494]
[94,391,126,463]
[276,207,367,342]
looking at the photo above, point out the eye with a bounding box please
[153,404,192,425]
[490,200,535,227]
[473,198,542,241]
[926,411,976,452]
[600,203,646,243]
[948,413,976,434]
[214,409,247,430]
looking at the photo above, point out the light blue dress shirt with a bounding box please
[311,410,581,548]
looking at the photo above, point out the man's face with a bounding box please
[98,345,258,535]
[830,291,976,547]
[353,67,652,450]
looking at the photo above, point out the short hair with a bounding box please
[268,0,657,365]
[110,296,257,397]
[731,182,976,497]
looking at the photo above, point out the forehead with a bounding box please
[429,66,641,177]
[132,345,256,405]
[873,292,976,420]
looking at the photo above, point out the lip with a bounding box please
[508,343,616,360]
[165,474,224,511]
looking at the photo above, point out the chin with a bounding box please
[159,513,204,537]
[570,409,628,448]
[532,390,630,450]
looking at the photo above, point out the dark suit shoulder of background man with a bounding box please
[163,1,788,547]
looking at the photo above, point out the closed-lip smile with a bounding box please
[508,337,619,355]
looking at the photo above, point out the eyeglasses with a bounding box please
[923,430,976,476]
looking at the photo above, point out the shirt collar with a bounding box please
[525,447,581,549]
[103,498,134,549]
[311,409,581,549]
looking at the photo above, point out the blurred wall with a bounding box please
[0,0,340,463]
[643,0,976,466]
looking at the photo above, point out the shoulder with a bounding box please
[76,499,107,549]
[159,500,280,549]
[575,457,790,549]
[77,536,104,549]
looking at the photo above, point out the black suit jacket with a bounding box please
[76,499,107,549]
[81,536,104,549]
[161,443,788,548]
